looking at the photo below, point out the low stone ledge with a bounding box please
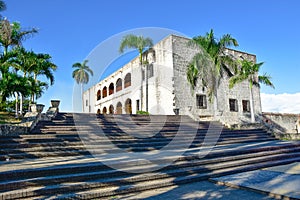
[0,124,29,136]
[0,112,41,136]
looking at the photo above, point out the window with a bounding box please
[136,99,140,112]
[229,99,238,112]
[109,83,114,95]
[148,64,154,78]
[196,94,207,109]
[142,69,145,81]
[96,90,101,101]
[116,78,122,92]
[124,73,131,88]
[86,100,88,106]
[242,100,250,112]
[109,105,114,114]
[102,86,107,98]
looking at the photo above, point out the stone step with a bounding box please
[0,135,275,159]
[0,130,271,144]
[1,141,298,182]
[2,152,300,199]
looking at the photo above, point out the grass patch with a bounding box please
[0,112,21,124]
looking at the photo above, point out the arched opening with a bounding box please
[116,102,122,114]
[97,109,101,114]
[109,83,114,95]
[96,90,101,101]
[125,98,132,114]
[124,73,131,88]
[109,105,114,114]
[116,78,122,92]
[102,107,107,114]
[102,86,107,98]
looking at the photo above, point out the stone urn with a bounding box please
[36,104,45,113]
[29,104,37,112]
[51,100,60,108]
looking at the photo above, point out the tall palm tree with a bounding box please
[14,47,57,113]
[72,60,93,112]
[119,34,153,112]
[0,0,6,18]
[0,20,37,55]
[187,29,239,116]
[0,19,37,115]
[229,60,274,122]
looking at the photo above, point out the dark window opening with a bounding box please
[229,99,238,112]
[116,78,122,92]
[136,99,140,112]
[96,90,101,101]
[124,73,131,88]
[242,100,250,112]
[102,86,107,98]
[148,64,154,78]
[196,94,207,109]
[142,69,145,81]
[109,83,114,95]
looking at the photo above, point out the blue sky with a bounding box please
[3,0,300,113]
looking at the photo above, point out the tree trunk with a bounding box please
[15,92,19,117]
[249,86,255,123]
[146,64,148,112]
[81,83,84,112]
[20,94,23,115]
[140,63,143,111]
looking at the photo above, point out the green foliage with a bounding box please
[0,16,56,112]
[72,60,93,85]
[187,29,239,102]
[229,60,275,89]
[136,110,150,115]
[119,34,153,64]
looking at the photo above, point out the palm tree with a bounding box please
[0,20,37,55]
[72,60,93,112]
[119,34,153,112]
[229,60,274,122]
[187,29,239,116]
[0,1,6,17]
[0,19,37,115]
[14,47,57,113]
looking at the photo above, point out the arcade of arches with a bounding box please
[96,73,131,101]
[97,98,132,115]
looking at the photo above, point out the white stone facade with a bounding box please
[83,35,262,124]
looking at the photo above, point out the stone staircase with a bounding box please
[1,113,300,199]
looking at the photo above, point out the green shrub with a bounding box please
[136,110,150,115]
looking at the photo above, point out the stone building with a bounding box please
[83,35,262,124]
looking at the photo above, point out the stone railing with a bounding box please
[0,100,60,136]
[261,112,300,140]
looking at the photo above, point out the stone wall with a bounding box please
[171,35,261,124]
[262,112,300,139]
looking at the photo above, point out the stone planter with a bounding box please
[30,104,44,113]
[36,104,45,113]
[30,104,37,112]
[51,100,60,108]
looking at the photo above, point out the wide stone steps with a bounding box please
[2,149,300,199]
[0,112,296,199]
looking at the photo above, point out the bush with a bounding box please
[136,110,150,115]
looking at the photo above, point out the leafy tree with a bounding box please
[0,19,37,115]
[0,0,6,17]
[187,29,239,116]
[229,60,274,122]
[72,60,93,112]
[0,19,37,54]
[119,34,153,112]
